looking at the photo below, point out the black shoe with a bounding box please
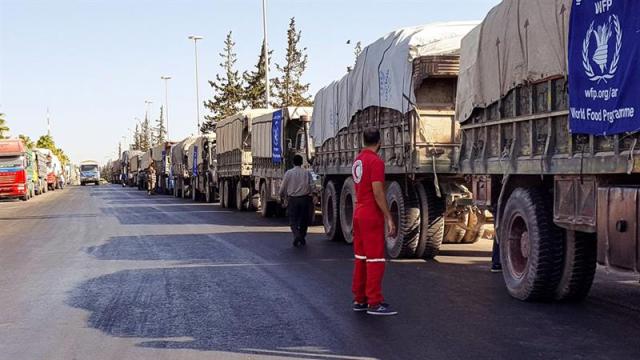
[490,264,502,273]
[300,238,307,246]
[352,302,368,312]
[293,239,300,247]
[367,303,398,316]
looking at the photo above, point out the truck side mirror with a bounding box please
[287,139,293,150]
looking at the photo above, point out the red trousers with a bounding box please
[352,209,386,306]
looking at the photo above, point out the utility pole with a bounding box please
[262,0,271,109]
[188,35,204,133]
[46,108,51,136]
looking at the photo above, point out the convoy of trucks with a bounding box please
[0,139,71,200]
[3,0,623,303]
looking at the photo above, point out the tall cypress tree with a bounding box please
[132,124,141,151]
[243,42,273,109]
[202,31,245,133]
[272,18,312,107]
[141,115,152,151]
[155,106,167,145]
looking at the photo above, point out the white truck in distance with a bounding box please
[80,160,100,186]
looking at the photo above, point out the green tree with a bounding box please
[36,134,69,166]
[19,134,35,149]
[140,115,152,151]
[243,42,273,109]
[154,106,167,145]
[132,124,141,151]
[272,18,313,107]
[0,113,9,139]
[202,31,245,133]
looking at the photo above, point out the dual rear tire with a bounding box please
[322,178,445,260]
[499,187,597,302]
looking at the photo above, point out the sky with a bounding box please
[0,0,499,164]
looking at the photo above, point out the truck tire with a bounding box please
[236,180,250,211]
[205,181,212,203]
[221,180,230,208]
[322,180,343,242]
[385,181,420,259]
[339,177,356,244]
[555,231,597,302]
[259,182,274,217]
[415,182,445,259]
[500,188,564,301]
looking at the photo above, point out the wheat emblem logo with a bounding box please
[582,15,622,83]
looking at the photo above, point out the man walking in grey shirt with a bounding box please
[279,154,313,247]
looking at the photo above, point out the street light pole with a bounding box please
[262,0,271,109]
[188,35,204,134]
[161,76,172,140]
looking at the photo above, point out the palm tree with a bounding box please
[0,113,9,139]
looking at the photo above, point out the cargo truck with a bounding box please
[216,109,272,210]
[171,137,197,198]
[456,0,640,301]
[187,135,217,202]
[311,23,482,259]
[80,160,100,186]
[34,148,61,191]
[0,139,31,201]
[251,107,315,217]
[150,141,176,194]
[121,150,142,187]
[34,150,48,194]
[126,151,144,188]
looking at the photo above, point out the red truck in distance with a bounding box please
[0,139,30,201]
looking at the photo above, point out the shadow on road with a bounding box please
[87,232,353,266]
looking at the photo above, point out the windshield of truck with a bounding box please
[0,156,24,169]
[81,165,98,172]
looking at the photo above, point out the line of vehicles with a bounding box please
[108,0,640,302]
[0,139,79,201]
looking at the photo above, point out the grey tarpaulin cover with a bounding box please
[456,0,572,122]
[310,22,478,146]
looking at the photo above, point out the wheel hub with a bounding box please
[520,231,530,258]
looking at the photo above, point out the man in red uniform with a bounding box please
[351,127,398,316]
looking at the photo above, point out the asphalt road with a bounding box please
[1,185,639,360]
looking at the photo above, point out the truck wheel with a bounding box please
[205,185,212,203]
[385,181,420,259]
[339,177,356,244]
[322,180,343,242]
[221,180,230,208]
[236,181,250,211]
[555,231,597,302]
[415,182,445,259]
[259,183,273,217]
[500,188,564,301]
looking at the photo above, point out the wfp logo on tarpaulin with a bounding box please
[568,0,639,136]
[582,13,622,83]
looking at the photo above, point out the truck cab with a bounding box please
[0,139,30,201]
[80,160,100,186]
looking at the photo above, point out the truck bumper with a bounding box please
[0,185,27,198]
